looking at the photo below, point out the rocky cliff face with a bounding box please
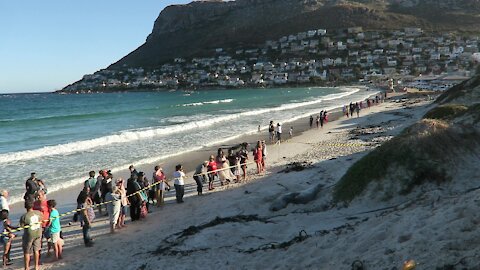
[109,0,480,69]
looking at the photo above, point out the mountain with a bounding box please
[108,0,480,69]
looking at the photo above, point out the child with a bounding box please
[0,209,16,266]
[47,200,63,260]
[289,126,293,139]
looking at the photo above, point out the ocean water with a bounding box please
[0,86,375,204]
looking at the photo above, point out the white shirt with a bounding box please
[173,171,186,185]
[277,125,282,134]
[0,196,9,212]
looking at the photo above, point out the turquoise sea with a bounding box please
[0,86,374,203]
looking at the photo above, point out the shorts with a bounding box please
[22,237,41,253]
[50,232,60,243]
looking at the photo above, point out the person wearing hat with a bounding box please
[193,161,208,196]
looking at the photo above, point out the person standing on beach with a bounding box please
[355,102,360,117]
[227,149,237,175]
[0,190,9,214]
[129,165,138,179]
[316,114,320,128]
[19,200,43,270]
[207,155,217,190]
[193,161,208,196]
[105,185,121,234]
[343,105,349,118]
[349,102,355,117]
[33,190,51,259]
[153,166,170,207]
[261,140,267,171]
[126,177,142,222]
[309,115,313,128]
[276,123,282,143]
[1,209,16,266]
[254,141,263,174]
[25,173,40,203]
[238,143,249,181]
[268,121,275,143]
[78,194,95,247]
[173,164,186,203]
[115,178,128,228]
[320,111,324,128]
[136,172,151,212]
[217,148,234,185]
[46,200,63,260]
[84,171,102,215]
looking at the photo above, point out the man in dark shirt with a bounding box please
[24,172,39,203]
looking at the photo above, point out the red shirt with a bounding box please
[33,200,50,228]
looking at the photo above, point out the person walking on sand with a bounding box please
[46,200,63,260]
[20,200,43,270]
[309,115,313,128]
[355,102,360,117]
[289,127,293,139]
[173,164,186,203]
[316,114,320,128]
[193,161,208,195]
[254,141,263,174]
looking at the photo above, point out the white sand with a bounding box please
[7,95,477,270]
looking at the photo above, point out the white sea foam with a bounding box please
[0,89,360,164]
[181,98,234,107]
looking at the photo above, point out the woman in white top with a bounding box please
[0,190,9,213]
[173,164,186,203]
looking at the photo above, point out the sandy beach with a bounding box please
[6,92,459,270]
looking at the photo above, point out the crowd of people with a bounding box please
[343,95,385,118]
[0,97,390,269]
[0,176,63,270]
[0,133,277,269]
[309,110,329,129]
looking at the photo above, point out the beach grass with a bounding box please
[332,118,479,203]
[423,104,468,120]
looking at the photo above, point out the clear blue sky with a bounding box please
[0,0,190,94]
